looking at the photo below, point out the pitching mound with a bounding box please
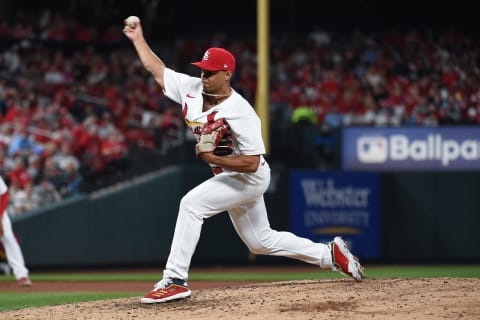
[2,277,479,320]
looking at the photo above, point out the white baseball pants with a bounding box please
[1,212,29,280]
[163,162,333,281]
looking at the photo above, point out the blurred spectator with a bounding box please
[8,178,32,215]
[97,112,116,140]
[323,106,343,129]
[8,158,32,189]
[51,142,80,172]
[0,146,15,177]
[41,157,68,192]
[291,106,317,126]
[153,106,183,153]
[19,182,40,214]
[72,116,105,178]
[7,126,44,157]
[101,129,129,174]
[26,154,42,183]
[60,161,83,198]
[308,28,331,47]
[34,179,61,208]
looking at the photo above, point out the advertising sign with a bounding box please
[290,171,380,259]
[343,127,480,171]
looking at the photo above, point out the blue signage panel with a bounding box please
[290,171,380,259]
[343,127,480,171]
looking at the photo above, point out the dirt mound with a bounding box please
[2,278,479,320]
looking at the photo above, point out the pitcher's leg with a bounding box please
[164,173,267,280]
[1,214,29,280]
[229,197,333,268]
[163,193,204,281]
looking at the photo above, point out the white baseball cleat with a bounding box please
[330,236,365,282]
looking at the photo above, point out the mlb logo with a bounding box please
[357,136,388,163]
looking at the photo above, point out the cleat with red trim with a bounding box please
[18,277,32,286]
[141,278,191,304]
[330,236,365,282]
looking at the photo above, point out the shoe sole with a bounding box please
[140,290,192,304]
[19,282,32,287]
[333,236,365,282]
[18,278,32,286]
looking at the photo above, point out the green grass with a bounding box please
[0,265,479,312]
[0,265,477,282]
[0,292,138,311]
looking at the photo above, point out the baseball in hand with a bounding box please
[126,16,140,28]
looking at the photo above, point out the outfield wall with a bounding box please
[11,166,480,268]
[381,172,480,262]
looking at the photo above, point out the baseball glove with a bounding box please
[196,118,233,156]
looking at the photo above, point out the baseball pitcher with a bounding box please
[123,16,364,304]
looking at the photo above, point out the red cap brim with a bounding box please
[191,61,219,71]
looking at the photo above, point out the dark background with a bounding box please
[2,0,478,38]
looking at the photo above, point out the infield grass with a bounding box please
[0,265,479,311]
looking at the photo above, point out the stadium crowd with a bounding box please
[1,9,479,214]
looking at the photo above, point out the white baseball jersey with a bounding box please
[163,68,266,169]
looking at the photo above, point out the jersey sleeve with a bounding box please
[163,68,200,104]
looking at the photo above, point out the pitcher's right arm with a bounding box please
[123,17,166,89]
